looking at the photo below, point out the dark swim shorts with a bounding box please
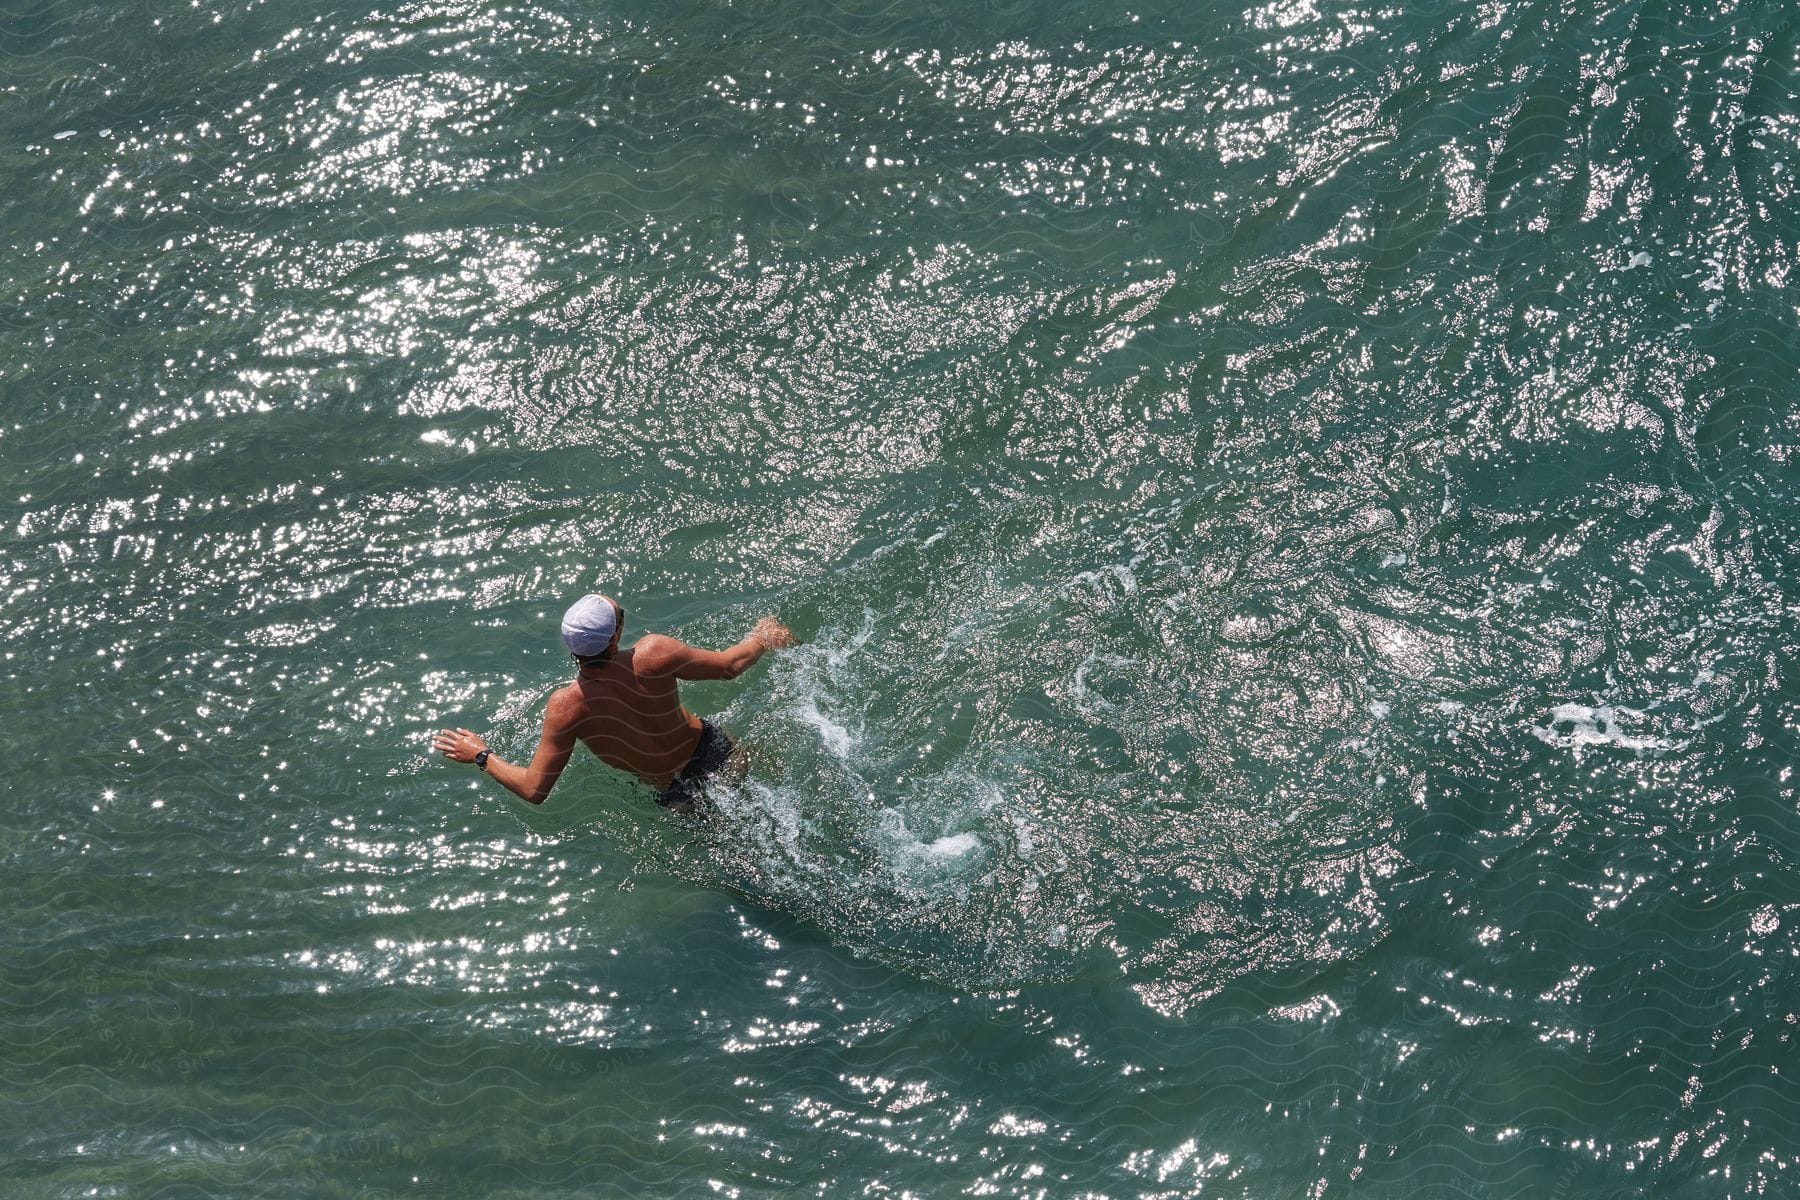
[655,719,737,809]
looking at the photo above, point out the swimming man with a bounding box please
[432,594,797,811]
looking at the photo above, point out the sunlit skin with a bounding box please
[432,597,797,806]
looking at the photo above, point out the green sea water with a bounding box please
[4,0,1799,1194]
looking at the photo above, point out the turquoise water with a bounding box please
[4,0,1798,1193]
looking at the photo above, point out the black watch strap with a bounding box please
[474,749,490,772]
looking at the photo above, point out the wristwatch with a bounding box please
[474,749,490,772]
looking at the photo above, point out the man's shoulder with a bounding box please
[630,633,685,671]
[545,682,587,722]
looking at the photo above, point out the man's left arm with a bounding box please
[433,695,577,805]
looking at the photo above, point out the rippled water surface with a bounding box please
[5,0,1800,1193]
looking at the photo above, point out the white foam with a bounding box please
[1534,702,1677,754]
[780,615,876,761]
[1011,812,1036,859]
[919,831,982,859]
[872,807,987,897]
[1068,651,1137,714]
[868,526,947,561]
[1069,562,1138,599]
[796,699,853,760]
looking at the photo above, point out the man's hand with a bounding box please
[433,727,488,765]
[752,616,798,649]
[434,703,574,805]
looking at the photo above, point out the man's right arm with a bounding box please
[638,618,796,680]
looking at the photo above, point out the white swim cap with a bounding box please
[561,594,618,657]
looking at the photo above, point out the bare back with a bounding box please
[554,641,703,790]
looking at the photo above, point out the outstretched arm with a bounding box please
[433,694,578,805]
[637,616,797,680]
